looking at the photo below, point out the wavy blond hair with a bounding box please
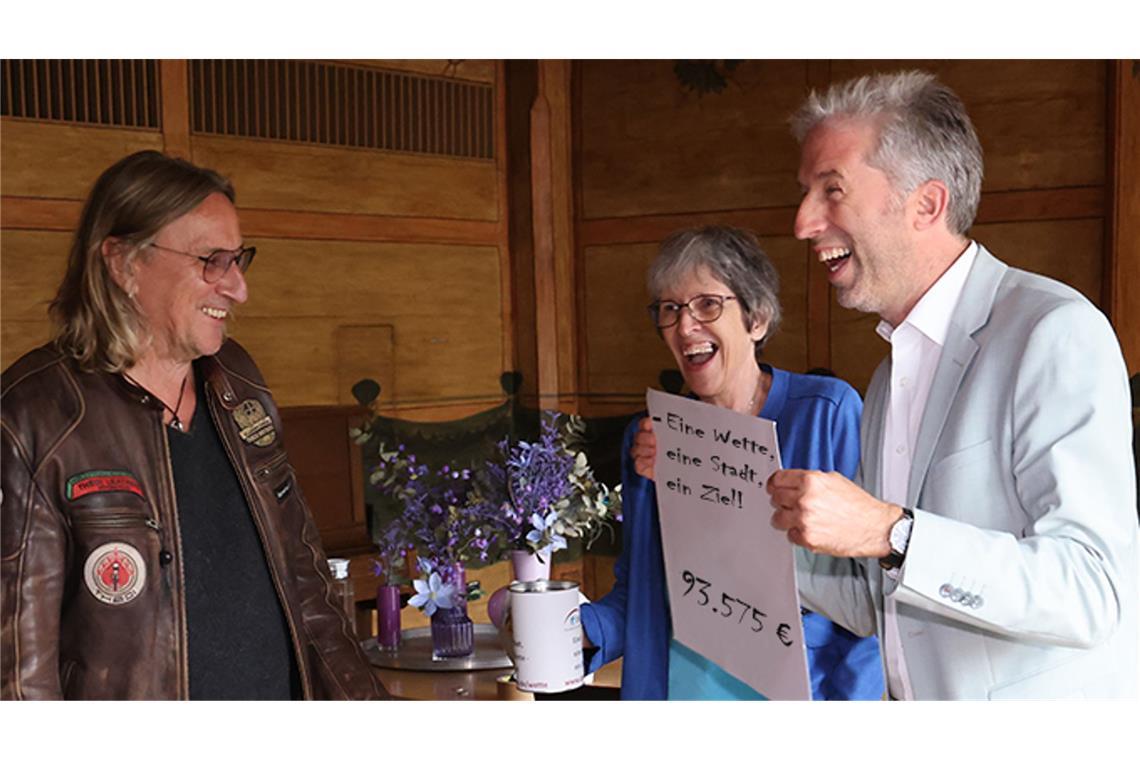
[49,151,234,372]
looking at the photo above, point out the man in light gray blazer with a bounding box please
[762,71,1137,698]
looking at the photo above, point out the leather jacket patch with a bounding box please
[83,541,147,605]
[66,470,144,501]
[233,399,277,447]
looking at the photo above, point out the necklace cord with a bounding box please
[124,373,189,431]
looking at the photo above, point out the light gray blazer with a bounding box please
[798,245,1138,699]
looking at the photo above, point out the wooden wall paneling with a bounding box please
[760,236,810,374]
[1,230,71,369]
[1107,60,1140,374]
[189,135,498,220]
[577,60,810,219]
[227,317,370,406]
[335,324,396,406]
[160,60,191,157]
[232,237,504,407]
[279,405,372,553]
[829,218,1108,395]
[0,120,163,199]
[582,242,673,398]
[829,60,1106,193]
[975,219,1106,306]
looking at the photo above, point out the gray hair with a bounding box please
[647,225,781,354]
[790,70,983,235]
[50,150,235,372]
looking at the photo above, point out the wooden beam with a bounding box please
[529,61,579,412]
[237,208,499,245]
[579,207,797,247]
[504,61,539,407]
[0,196,501,246]
[547,61,578,411]
[160,60,192,158]
[974,187,1105,225]
[0,197,81,230]
[530,87,560,409]
[494,61,515,388]
[575,187,1105,249]
[1106,60,1140,374]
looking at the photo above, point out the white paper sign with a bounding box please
[647,388,810,700]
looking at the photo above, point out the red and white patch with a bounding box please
[83,542,147,605]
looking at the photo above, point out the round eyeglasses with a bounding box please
[648,294,739,328]
[147,242,256,283]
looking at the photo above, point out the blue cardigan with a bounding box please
[580,367,884,700]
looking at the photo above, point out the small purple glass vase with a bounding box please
[376,585,401,651]
[431,606,475,659]
[430,563,474,659]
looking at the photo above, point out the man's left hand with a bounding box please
[767,469,901,558]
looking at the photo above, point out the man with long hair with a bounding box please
[1,151,386,699]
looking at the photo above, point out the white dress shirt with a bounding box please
[875,241,978,700]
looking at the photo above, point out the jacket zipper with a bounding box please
[205,381,313,699]
[157,411,192,700]
[70,513,161,531]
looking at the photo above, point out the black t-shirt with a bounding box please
[167,370,301,700]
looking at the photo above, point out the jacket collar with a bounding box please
[905,244,1007,504]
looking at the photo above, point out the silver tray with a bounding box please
[361,624,514,672]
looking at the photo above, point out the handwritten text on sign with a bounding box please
[648,389,810,700]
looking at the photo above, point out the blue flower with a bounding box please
[408,571,456,617]
[526,511,567,554]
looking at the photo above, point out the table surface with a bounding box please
[365,626,622,700]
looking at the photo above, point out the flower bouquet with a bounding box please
[366,449,495,657]
[360,412,622,655]
[474,412,622,563]
[472,412,622,629]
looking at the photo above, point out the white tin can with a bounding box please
[509,579,584,693]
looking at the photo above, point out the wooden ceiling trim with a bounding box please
[576,186,1105,247]
[0,196,500,246]
[579,207,796,246]
[237,208,499,245]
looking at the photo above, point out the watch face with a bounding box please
[890,514,914,554]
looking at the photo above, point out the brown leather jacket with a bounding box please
[1,340,386,699]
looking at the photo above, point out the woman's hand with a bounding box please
[630,416,657,481]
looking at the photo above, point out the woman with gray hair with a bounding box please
[578,225,884,700]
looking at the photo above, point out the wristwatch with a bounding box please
[878,507,914,571]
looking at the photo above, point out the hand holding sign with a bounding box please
[767,469,900,558]
[630,416,657,480]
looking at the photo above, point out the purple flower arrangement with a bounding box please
[473,412,621,560]
[365,413,621,615]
